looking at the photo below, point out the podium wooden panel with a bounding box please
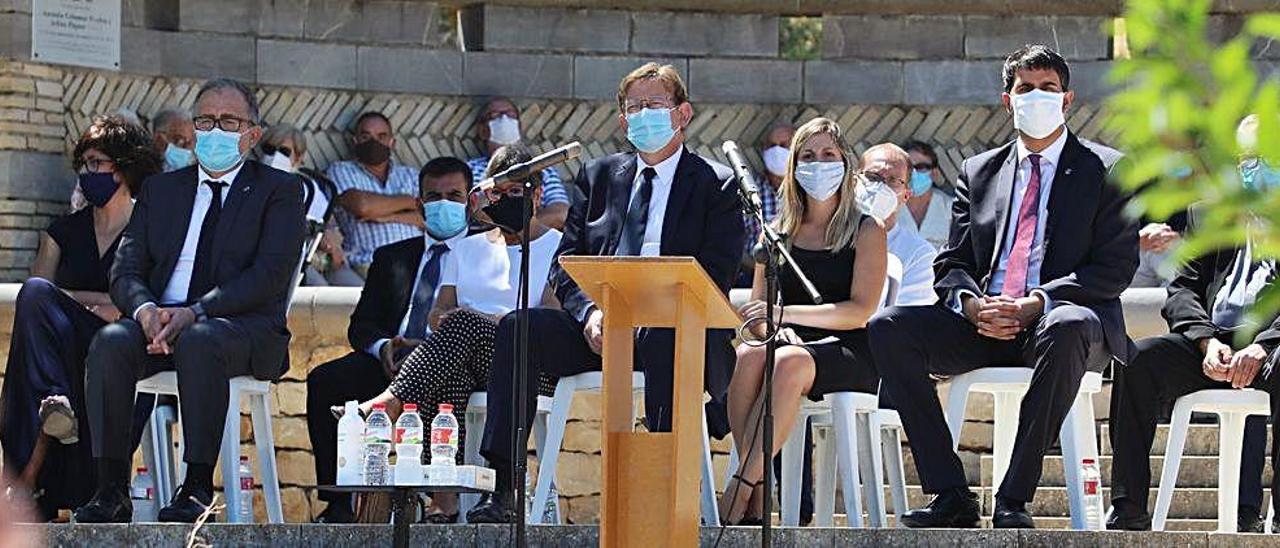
[561,257,739,547]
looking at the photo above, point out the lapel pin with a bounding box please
[1065,168,1073,175]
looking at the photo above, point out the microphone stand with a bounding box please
[736,179,820,548]
[511,178,533,548]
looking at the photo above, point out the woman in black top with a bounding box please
[719,117,888,525]
[0,115,161,519]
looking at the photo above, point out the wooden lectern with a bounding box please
[560,257,740,547]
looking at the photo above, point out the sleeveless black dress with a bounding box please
[778,229,880,400]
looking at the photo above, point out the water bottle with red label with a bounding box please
[238,455,254,522]
[1081,458,1102,530]
[430,403,459,466]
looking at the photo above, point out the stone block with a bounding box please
[272,415,310,450]
[688,58,802,103]
[0,150,74,202]
[0,12,32,62]
[363,1,442,46]
[823,15,964,60]
[964,16,1111,60]
[357,46,462,95]
[804,60,904,104]
[274,380,307,416]
[256,0,308,38]
[568,391,601,422]
[555,451,600,497]
[178,0,255,34]
[904,61,1002,105]
[483,6,629,54]
[632,12,778,58]
[120,28,164,76]
[462,51,573,99]
[0,0,31,14]
[572,55,688,101]
[190,524,302,547]
[565,494,600,524]
[304,0,363,41]
[1068,60,1118,102]
[276,449,316,486]
[258,39,357,90]
[1,228,39,249]
[160,32,256,81]
[561,419,601,453]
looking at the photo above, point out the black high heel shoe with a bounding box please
[720,473,764,526]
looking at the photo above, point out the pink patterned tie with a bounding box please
[1001,154,1042,298]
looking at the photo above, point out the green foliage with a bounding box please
[780,17,822,61]
[1110,0,1280,338]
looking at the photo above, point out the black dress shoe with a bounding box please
[1105,500,1152,531]
[157,484,214,523]
[1239,506,1265,533]
[991,497,1035,529]
[465,493,515,524]
[900,488,980,528]
[314,503,355,524]
[72,485,131,523]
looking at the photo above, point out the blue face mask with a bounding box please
[625,108,677,154]
[79,172,119,208]
[909,169,933,196]
[194,128,245,172]
[1242,159,1280,191]
[164,143,194,172]
[423,199,467,240]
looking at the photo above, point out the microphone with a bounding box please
[471,141,583,195]
[721,140,762,212]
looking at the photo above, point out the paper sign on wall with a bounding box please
[31,0,121,71]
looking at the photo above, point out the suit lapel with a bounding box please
[1042,133,1082,266]
[210,161,257,261]
[660,148,695,252]
[608,154,637,252]
[161,171,199,275]
[986,146,1019,278]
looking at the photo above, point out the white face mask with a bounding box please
[1011,89,1066,139]
[762,145,789,177]
[855,180,899,222]
[487,115,521,146]
[266,151,294,173]
[794,161,845,202]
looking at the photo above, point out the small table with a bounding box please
[318,484,490,548]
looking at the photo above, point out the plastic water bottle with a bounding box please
[394,403,425,485]
[364,403,393,485]
[1081,458,1103,530]
[336,400,365,485]
[130,467,156,522]
[237,455,254,522]
[395,403,424,448]
[430,403,459,466]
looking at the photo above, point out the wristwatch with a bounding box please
[191,302,208,322]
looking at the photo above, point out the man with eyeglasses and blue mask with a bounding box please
[73,78,306,524]
[466,62,745,523]
[152,107,195,172]
[1108,114,1280,532]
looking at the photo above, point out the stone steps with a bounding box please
[977,454,1274,488]
[1100,423,1273,457]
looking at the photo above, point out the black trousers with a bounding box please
[305,351,390,504]
[1109,332,1279,514]
[86,318,252,471]
[868,302,1108,502]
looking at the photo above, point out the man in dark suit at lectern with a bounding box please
[467,63,745,523]
[74,78,306,523]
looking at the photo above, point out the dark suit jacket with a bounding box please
[111,160,307,380]
[550,147,745,397]
[347,236,424,354]
[935,131,1140,362]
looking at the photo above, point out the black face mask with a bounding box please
[353,139,391,165]
[481,194,532,233]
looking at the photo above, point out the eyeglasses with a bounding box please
[862,170,906,189]
[912,162,935,171]
[482,184,527,201]
[79,158,115,174]
[193,115,253,132]
[262,144,293,158]
[623,97,677,115]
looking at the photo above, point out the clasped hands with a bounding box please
[1201,338,1267,388]
[137,305,198,355]
[962,294,1045,340]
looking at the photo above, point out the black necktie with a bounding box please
[403,243,450,339]
[187,180,226,302]
[618,167,656,256]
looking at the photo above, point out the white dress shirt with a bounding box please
[156,163,242,307]
[887,220,938,306]
[366,230,467,359]
[899,190,955,251]
[630,145,683,257]
[987,129,1069,294]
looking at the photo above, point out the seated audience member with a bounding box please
[900,140,955,250]
[467,97,571,229]
[258,124,350,287]
[153,107,195,172]
[305,157,472,523]
[465,62,744,524]
[73,78,305,523]
[329,112,423,283]
[736,121,792,287]
[868,45,1137,529]
[339,145,562,523]
[859,143,939,306]
[1131,212,1186,288]
[719,118,887,525]
[1109,115,1280,532]
[0,116,161,520]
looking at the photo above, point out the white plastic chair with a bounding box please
[136,371,283,523]
[459,392,553,520]
[943,367,1103,530]
[1152,388,1271,532]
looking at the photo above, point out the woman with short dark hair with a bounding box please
[0,115,162,520]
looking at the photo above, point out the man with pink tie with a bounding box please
[867,45,1139,529]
